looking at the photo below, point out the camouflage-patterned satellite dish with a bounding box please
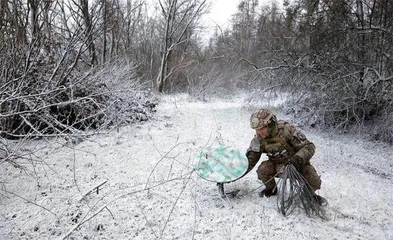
[194,145,248,183]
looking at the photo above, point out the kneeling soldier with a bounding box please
[245,109,324,205]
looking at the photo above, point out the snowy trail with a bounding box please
[1,94,393,239]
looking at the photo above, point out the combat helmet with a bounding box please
[250,109,277,129]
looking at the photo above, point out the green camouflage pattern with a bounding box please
[194,146,248,183]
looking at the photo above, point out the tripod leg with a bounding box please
[217,183,225,197]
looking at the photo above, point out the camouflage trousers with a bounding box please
[257,160,322,192]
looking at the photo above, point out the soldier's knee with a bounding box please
[257,161,275,181]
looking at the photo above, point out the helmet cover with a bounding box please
[250,109,276,129]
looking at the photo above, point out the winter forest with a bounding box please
[1,0,393,140]
[1,0,393,239]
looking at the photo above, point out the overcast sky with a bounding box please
[206,0,239,27]
[145,0,283,43]
[206,0,282,26]
[201,0,283,42]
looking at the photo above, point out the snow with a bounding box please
[1,93,393,240]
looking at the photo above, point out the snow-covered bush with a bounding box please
[87,59,158,127]
[0,58,157,168]
[371,110,393,144]
[0,56,157,140]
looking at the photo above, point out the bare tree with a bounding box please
[156,0,207,93]
[79,0,97,65]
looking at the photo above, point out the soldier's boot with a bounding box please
[301,184,327,206]
[313,194,328,206]
[301,164,322,191]
[257,160,277,198]
[300,164,326,205]
[259,187,277,197]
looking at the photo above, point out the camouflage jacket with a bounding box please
[246,120,315,172]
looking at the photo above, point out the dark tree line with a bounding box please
[204,0,393,143]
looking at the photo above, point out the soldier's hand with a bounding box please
[277,166,285,174]
[286,155,302,169]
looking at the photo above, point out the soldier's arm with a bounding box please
[285,123,315,165]
[244,136,263,174]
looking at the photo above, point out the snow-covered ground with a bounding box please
[1,93,393,240]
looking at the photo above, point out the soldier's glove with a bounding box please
[285,155,302,170]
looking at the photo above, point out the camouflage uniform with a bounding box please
[246,109,321,193]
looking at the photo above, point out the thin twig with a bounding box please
[144,142,188,189]
[58,204,108,240]
[73,146,81,193]
[1,189,57,217]
[160,171,195,238]
[78,180,108,202]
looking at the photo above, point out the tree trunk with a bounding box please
[80,0,97,66]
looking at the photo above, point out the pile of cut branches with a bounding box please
[0,53,157,139]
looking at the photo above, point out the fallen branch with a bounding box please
[160,171,194,238]
[78,180,108,202]
[58,205,108,240]
[1,189,57,217]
